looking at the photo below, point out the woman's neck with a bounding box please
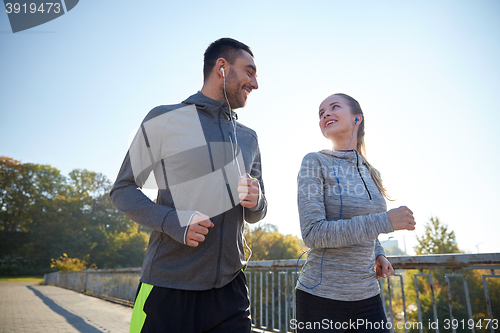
[332,138,358,152]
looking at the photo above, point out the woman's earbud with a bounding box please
[355,117,359,124]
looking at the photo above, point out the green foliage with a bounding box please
[399,268,500,333]
[0,276,44,282]
[50,253,92,271]
[244,223,305,261]
[0,255,36,276]
[0,156,149,275]
[385,217,500,333]
[414,217,461,255]
[0,157,66,234]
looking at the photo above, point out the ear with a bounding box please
[215,58,227,78]
[354,114,363,125]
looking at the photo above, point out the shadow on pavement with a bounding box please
[27,285,103,333]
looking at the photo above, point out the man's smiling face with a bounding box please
[224,50,258,110]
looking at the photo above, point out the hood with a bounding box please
[182,91,238,121]
[320,149,373,200]
[319,149,366,167]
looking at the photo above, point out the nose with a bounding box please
[251,76,258,90]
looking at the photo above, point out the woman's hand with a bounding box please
[374,255,394,279]
[387,206,416,231]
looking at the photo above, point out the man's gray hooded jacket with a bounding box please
[110,92,267,290]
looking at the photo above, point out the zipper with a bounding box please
[213,212,225,287]
[355,151,372,200]
[218,109,236,208]
[212,107,236,287]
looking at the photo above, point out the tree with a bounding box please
[0,157,65,233]
[405,217,462,332]
[244,223,304,261]
[0,156,24,233]
[400,217,499,333]
[0,157,68,273]
[414,217,461,255]
[50,253,94,271]
[0,156,149,275]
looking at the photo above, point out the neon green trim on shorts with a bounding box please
[129,283,154,333]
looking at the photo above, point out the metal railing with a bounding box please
[44,267,141,305]
[246,253,500,333]
[44,253,500,333]
[245,259,301,333]
[379,253,500,333]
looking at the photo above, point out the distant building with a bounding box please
[381,239,405,255]
[381,239,398,249]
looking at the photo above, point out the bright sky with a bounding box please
[1,1,499,255]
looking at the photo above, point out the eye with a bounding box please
[332,105,339,110]
[247,71,252,77]
[319,111,325,118]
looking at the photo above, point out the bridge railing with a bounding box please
[246,253,500,333]
[44,253,500,333]
[44,267,141,305]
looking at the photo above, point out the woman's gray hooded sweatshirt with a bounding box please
[296,149,394,301]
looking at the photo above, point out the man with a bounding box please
[110,38,267,333]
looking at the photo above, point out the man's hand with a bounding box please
[374,255,394,279]
[186,211,214,247]
[238,173,259,209]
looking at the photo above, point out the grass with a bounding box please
[0,276,44,284]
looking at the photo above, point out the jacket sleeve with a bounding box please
[374,238,386,258]
[244,143,267,223]
[297,153,393,249]
[110,113,194,245]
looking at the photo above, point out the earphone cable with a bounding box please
[223,73,252,265]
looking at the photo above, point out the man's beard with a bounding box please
[223,68,245,110]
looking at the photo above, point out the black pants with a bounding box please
[134,271,251,333]
[295,289,390,333]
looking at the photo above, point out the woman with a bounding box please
[295,93,416,332]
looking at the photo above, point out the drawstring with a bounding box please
[219,105,252,266]
[229,134,236,165]
[355,151,372,200]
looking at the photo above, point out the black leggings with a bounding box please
[295,290,390,333]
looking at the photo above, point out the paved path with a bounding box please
[0,281,133,333]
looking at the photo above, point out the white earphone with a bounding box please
[219,63,251,262]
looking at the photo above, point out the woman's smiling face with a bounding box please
[318,95,358,141]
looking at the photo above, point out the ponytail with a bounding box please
[357,137,392,201]
[331,93,393,201]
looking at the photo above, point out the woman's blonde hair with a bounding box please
[329,93,392,200]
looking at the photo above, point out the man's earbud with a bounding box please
[221,67,225,78]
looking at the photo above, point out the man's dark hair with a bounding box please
[203,38,253,82]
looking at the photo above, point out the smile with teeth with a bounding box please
[243,88,251,96]
[325,119,338,127]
